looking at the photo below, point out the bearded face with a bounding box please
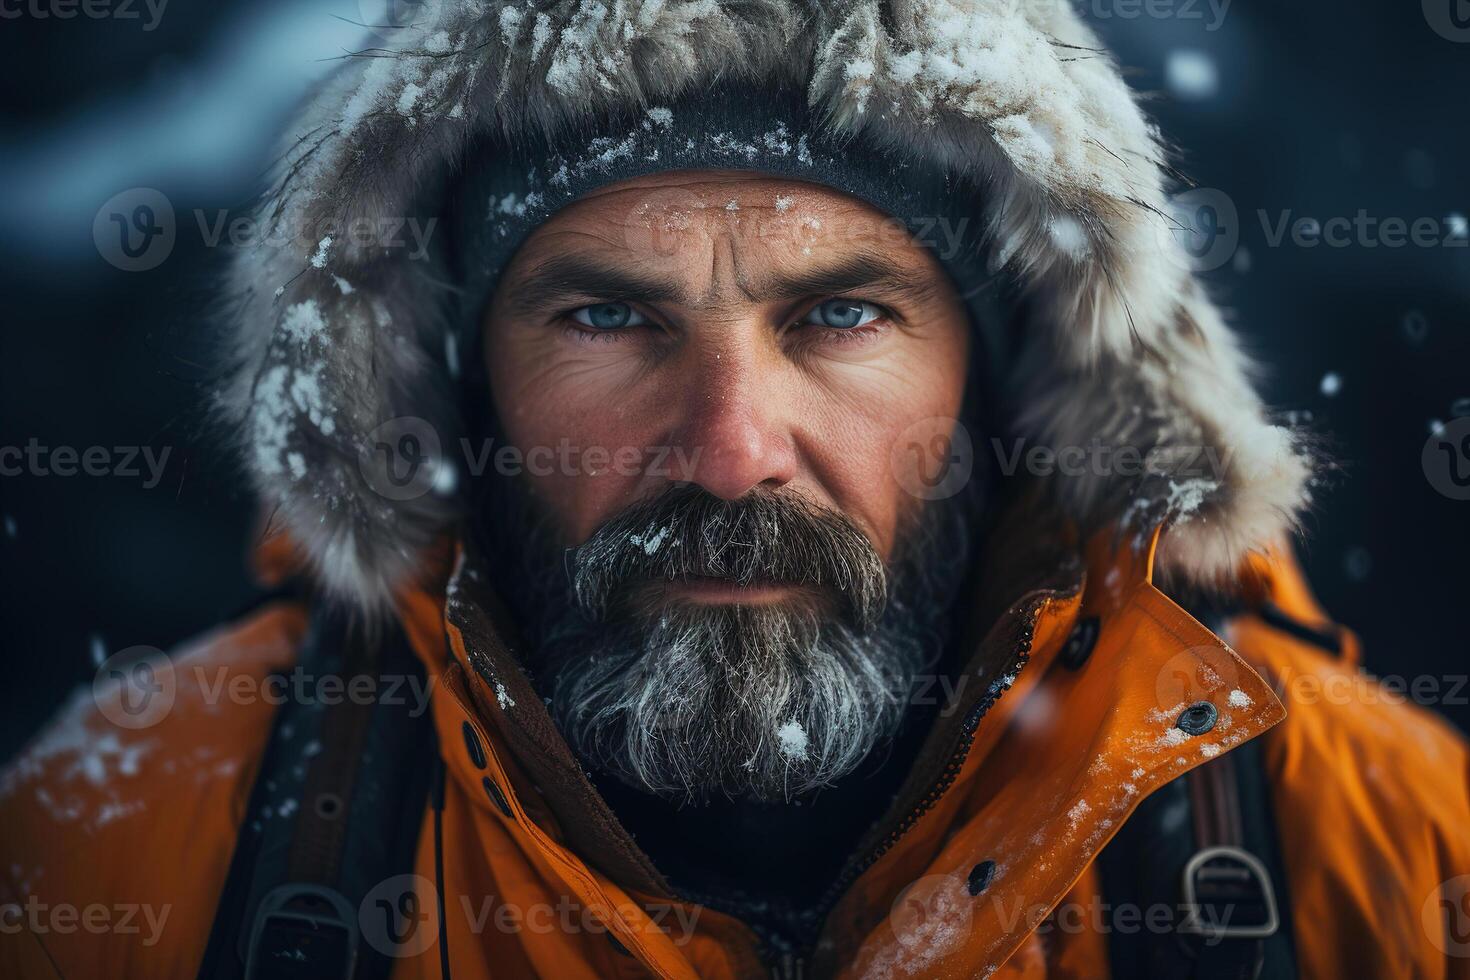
[478,170,976,804]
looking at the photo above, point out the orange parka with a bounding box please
[3,521,1468,979]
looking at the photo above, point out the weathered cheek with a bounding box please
[498,383,671,543]
[798,347,968,560]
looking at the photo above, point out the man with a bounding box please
[3,1,1467,978]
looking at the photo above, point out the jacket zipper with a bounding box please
[776,591,1056,971]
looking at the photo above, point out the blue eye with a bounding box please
[571,303,647,330]
[802,299,884,329]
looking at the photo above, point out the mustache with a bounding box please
[569,484,889,630]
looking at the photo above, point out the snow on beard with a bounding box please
[536,483,940,804]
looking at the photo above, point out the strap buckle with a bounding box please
[244,883,358,980]
[1179,845,1280,940]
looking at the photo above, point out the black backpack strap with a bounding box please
[1097,735,1296,979]
[197,605,439,980]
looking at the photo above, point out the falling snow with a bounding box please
[1167,50,1219,100]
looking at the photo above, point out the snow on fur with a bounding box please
[218,0,1312,608]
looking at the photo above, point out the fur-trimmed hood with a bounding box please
[220,0,1312,608]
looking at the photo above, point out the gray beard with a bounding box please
[492,484,974,805]
[541,579,933,803]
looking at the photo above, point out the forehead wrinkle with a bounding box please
[671,227,743,311]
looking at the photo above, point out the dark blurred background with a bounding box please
[2,0,1467,756]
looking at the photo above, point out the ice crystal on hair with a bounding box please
[777,720,809,762]
[280,300,326,346]
[310,236,332,269]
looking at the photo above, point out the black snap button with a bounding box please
[462,720,487,769]
[314,793,343,819]
[1059,616,1100,670]
[482,776,512,817]
[967,860,997,896]
[1176,700,1219,736]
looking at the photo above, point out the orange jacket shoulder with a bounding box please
[0,602,306,980]
[1228,590,1470,976]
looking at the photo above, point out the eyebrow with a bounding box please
[500,249,939,317]
[501,256,688,318]
[739,251,938,304]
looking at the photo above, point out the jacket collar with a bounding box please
[394,506,1287,973]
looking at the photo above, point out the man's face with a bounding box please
[483,170,972,802]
